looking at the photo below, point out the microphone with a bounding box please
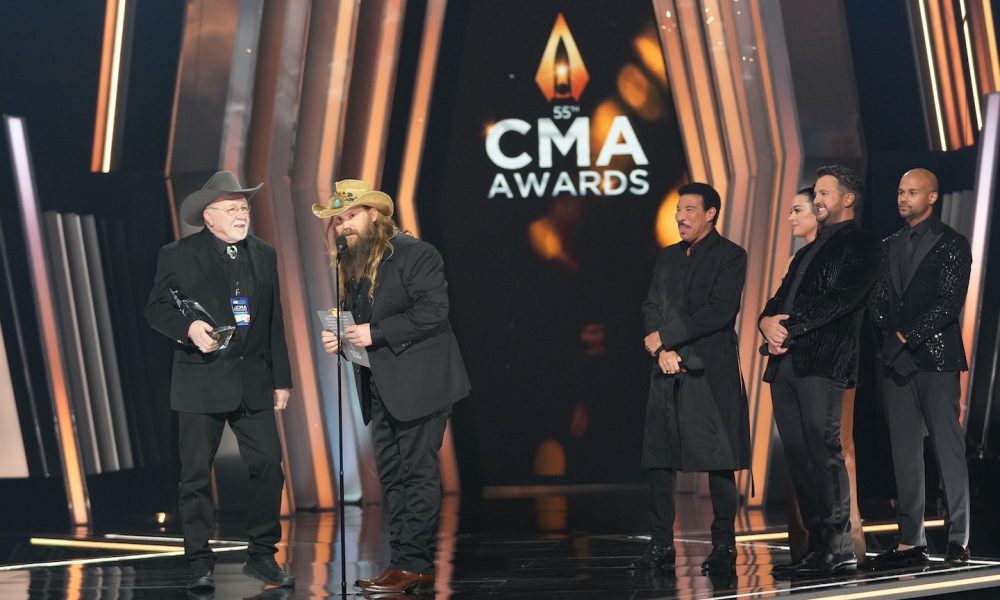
[335,235,348,254]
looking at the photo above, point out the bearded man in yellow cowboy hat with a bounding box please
[316,179,470,594]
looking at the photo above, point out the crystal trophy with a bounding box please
[170,288,236,351]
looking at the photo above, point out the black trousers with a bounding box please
[770,358,852,556]
[178,407,284,566]
[648,469,737,546]
[883,371,969,546]
[370,380,450,574]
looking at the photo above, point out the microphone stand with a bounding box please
[334,244,347,596]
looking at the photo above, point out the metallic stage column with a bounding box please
[165,0,306,514]
[241,0,339,510]
[651,0,865,505]
[288,0,377,504]
[966,93,1000,449]
[5,116,91,525]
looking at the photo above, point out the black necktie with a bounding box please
[903,229,919,282]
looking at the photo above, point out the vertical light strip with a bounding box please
[396,0,447,237]
[960,0,984,130]
[91,0,128,173]
[940,0,974,145]
[928,0,961,148]
[102,0,128,172]
[917,0,949,150]
[359,0,406,187]
[91,0,117,172]
[5,116,90,525]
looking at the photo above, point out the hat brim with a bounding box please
[180,182,263,226]
[312,191,394,219]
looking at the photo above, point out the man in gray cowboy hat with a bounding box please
[145,171,295,591]
[317,179,470,595]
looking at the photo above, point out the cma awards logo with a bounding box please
[485,13,649,199]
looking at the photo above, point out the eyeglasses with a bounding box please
[206,205,251,217]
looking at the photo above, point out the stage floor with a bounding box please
[1,490,999,599]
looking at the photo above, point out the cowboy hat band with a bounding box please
[312,179,394,219]
[180,171,263,226]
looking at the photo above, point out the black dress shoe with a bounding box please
[186,564,215,591]
[772,551,815,575]
[243,554,295,587]
[701,544,736,572]
[792,551,856,576]
[945,543,970,564]
[628,542,676,570]
[865,544,928,570]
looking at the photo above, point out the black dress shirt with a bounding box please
[210,236,252,346]
[900,215,936,283]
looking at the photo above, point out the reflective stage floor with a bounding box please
[2,491,999,599]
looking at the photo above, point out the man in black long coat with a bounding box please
[632,182,751,573]
[317,180,470,595]
[145,171,294,591]
[759,165,880,576]
[866,168,971,568]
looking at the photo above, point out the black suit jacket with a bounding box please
[145,228,292,413]
[869,217,970,372]
[760,221,880,384]
[349,234,470,423]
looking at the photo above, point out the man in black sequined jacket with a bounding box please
[867,168,972,569]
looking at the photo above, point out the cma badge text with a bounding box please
[485,107,649,199]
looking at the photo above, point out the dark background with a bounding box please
[413,0,687,488]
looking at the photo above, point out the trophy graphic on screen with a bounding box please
[553,38,572,99]
[170,288,236,351]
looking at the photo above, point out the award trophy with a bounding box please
[170,288,236,351]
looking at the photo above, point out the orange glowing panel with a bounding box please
[528,217,564,260]
[633,33,667,86]
[535,13,589,102]
[617,64,662,121]
[655,189,682,248]
[590,99,622,160]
